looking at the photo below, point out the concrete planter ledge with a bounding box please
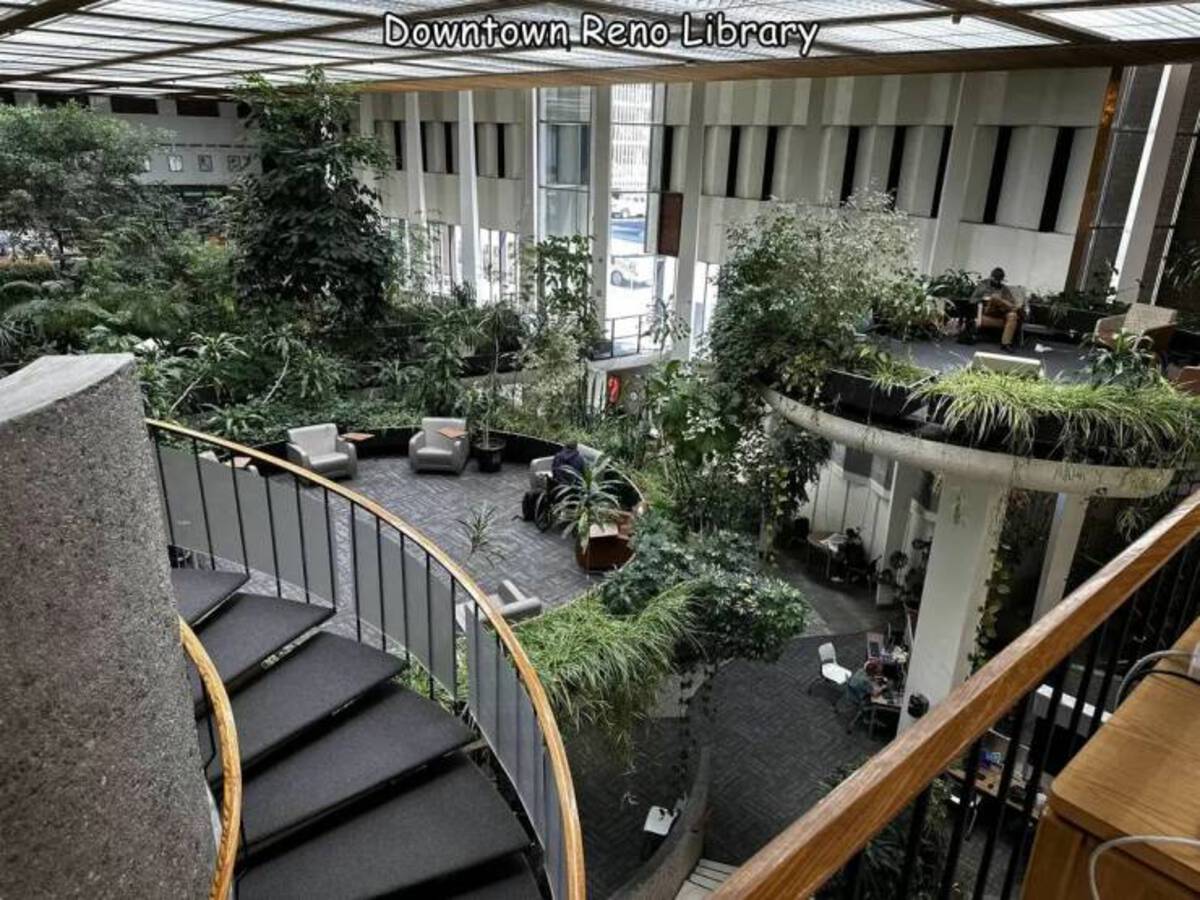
[763,388,1174,500]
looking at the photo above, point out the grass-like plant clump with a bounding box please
[515,585,693,748]
[916,369,1200,468]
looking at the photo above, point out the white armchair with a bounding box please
[286,424,357,480]
[1095,302,1177,359]
[409,418,470,474]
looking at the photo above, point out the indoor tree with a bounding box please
[227,67,395,329]
[0,101,162,264]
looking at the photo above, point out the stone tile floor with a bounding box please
[572,630,891,898]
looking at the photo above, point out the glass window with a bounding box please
[167,154,184,173]
[197,153,214,173]
[538,86,592,239]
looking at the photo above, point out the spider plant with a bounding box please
[915,369,1200,468]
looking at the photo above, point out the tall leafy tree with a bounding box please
[228,68,395,328]
[0,102,160,263]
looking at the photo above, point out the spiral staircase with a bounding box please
[177,567,543,899]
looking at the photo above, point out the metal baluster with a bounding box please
[1154,545,1194,651]
[1178,537,1200,630]
[450,579,458,704]
[898,786,932,898]
[424,550,434,699]
[293,475,310,603]
[471,602,480,718]
[1089,594,1139,737]
[609,317,616,359]
[322,488,336,611]
[1000,660,1070,900]
[939,739,983,900]
[350,502,361,643]
[229,455,249,576]
[636,314,643,355]
[399,532,411,668]
[1064,627,1104,761]
[972,695,1032,900]
[151,430,177,550]
[263,475,282,598]
[376,520,386,657]
[191,438,216,570]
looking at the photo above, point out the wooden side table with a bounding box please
[340,432,375,443]
[1023,619,1200,898]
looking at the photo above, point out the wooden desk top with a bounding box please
[1048,618,1200,891]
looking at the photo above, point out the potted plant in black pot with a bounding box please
[469,299,519,473]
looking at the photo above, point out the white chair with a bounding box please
[285,424,357,479]
[1095,302,1177,360]
[409,417,470,475]
[807,642,852,696]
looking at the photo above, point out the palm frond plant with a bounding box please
[455,503,507,569]
[553,456,624,555]
[1084,330,1158,389]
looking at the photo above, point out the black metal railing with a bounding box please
[147,420,584,900]
[718,487,1200,899]
[592,314,667,360]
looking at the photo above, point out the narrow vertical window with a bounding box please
[982,125,1013,225]
[726,125,741,198]
[1040,127,1077,233]
[930,126,953,218]
[886,125,907,207]
[762,126,780,201]
[840,126,861,204]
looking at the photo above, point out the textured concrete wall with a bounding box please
[0,355,215,898]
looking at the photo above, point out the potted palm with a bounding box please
[553,456,625,571]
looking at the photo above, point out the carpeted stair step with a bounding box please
[172,568,248,625]
[439,856,543,899]
[189,592,333,708]
[237,756,532,900]
[241,682,473,850]
[202,632,402,780]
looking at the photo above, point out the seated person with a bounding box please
[972,267,1023,351]
[550,441,586,493]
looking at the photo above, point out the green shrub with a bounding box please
[516,586,693,748]
[599,513,810,665]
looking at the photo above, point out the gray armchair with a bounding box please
[528,443,601,492]
[409,417,470,474]
[286,424,357,480]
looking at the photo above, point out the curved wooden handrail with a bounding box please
[180,617,241,900]
[149,419,586,900]
[714,488,1200,899]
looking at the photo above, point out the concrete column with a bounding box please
[403,92,426,224]
[457,90,481,297]
[518,89,540,307]
[876,462,925,608]
[358,91,374,138]
[0,355,215,898]
[1033,494,1089,621]
[901,477,1009,729]
[590,85,613,324]
[674,82,708,359]
[1113,64,1193,303]
[928,73,985,274]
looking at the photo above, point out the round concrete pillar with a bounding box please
[0,355,215,898]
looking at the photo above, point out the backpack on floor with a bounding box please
[521,490,540,522]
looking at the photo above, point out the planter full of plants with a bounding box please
[820,349,935,424]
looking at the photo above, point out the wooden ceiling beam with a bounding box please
[0,0,105,37]
[360,37,1200,93]
[922,0,1101,44]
